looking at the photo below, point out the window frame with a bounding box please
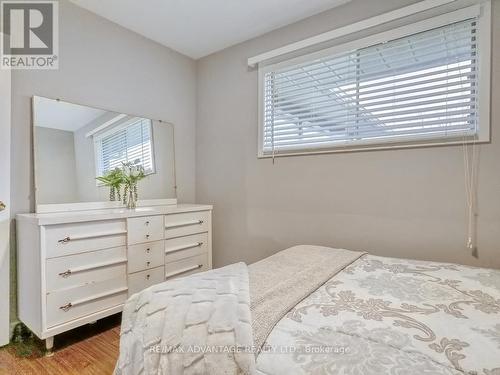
[93,117,156,180]
[257,3,491,158]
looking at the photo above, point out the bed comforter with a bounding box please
[116,246,500,375]
[256,254,500,375]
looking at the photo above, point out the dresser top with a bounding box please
[16,204,213,225]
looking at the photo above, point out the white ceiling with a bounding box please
[35,97,107,132]
[69,0,351,59]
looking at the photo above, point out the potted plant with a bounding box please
[121,162,146,209]
[95,168,124,202]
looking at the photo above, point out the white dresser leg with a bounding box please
[45,336,54,355]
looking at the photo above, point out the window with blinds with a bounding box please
[95,118,154,177]
[260,16,486,156]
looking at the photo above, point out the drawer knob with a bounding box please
[197,242,203,247]
[58,236,71,244]
[145,221,150,225]
[146,234,150,239]
[59,303,73,311]
[146,274,150,280]
[58,270,72,277]
[146,261,151,267]
[146,248,151,253]
[198,220,204,224]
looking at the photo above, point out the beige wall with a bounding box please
[10,1,197,322]
[1,69,12,345]
[35,127,78,204]
[196,0,500,269]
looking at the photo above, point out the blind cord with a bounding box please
[461,23,478,258]
[462,134,478,258]
[271,72,276,164]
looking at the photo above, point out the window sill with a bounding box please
[258,138,490,159]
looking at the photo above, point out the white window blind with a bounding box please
[261,17,483,156]
[95,118,154,177]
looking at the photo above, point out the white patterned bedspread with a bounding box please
[256,255,500,375]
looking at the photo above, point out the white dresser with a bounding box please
[16,204,212,350]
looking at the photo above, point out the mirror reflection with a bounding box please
[33,96,176,207]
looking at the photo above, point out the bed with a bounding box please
[114,246,500,375]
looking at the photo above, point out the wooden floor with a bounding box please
[0,314,121,375]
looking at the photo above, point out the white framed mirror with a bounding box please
[33,96,177,213]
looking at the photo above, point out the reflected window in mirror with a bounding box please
[94,117,155,179]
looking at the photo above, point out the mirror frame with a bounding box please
[32,96,178,213]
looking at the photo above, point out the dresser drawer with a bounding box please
[44,220,127,259]
[165,254,208,280]
[164,211,210,239]
[46,276,127,328]
[127,241,164,274]
[127,216,164,245]
[46,246,127,292]
[128,266,164,296]
[164,233,208,263]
